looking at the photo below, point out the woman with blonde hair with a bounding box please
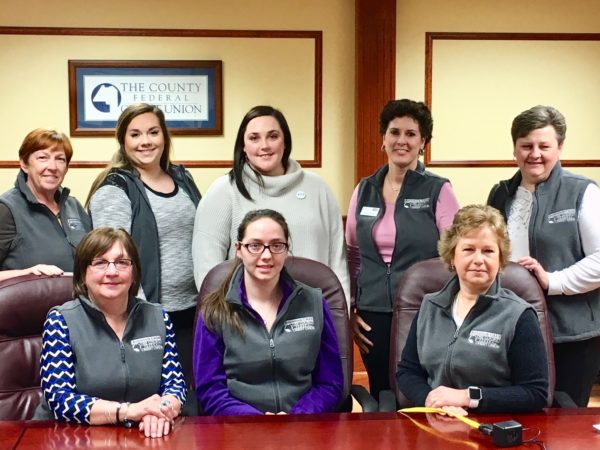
[397,205,548,413]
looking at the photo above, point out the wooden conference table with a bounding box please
[2,408,600,449]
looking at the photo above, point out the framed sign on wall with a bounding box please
[68,59,223,136]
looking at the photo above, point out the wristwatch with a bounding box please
[468,386,482,409]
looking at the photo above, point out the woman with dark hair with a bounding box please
[192,105,349,304]
[0,128,90,281]
[488,105,600,407]
[37,227,186,438]
[397,205,548,413]
[87,103,201,378]
[346,99,460,398]
[193,209,343,415]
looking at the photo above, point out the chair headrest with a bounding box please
[0,274,73,336]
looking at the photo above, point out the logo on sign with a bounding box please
[91,83,122,113]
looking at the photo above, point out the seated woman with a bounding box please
[396,205,548,413]
[38,228,186,438]
[0,128,91,281]
[194,209,343,415]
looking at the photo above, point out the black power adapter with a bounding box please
[479,420,523,447]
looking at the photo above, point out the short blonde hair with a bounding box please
[438,204,511,271]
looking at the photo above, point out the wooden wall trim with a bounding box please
[0,26,322,169]
[354,0,396,184]
[424,31,600,168]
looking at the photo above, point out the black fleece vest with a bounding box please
[355,163,446,312]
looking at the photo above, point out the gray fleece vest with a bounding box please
[488,163,600,343]
[0,170,90,271]
[417,277,532,389]
[355,162,446,312]
[219,266,324,413]
[58,296,166,402]
[94,165,201,303]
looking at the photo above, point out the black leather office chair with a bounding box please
[193,256,377,414]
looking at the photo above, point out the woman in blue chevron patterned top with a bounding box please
[36,227,186,438]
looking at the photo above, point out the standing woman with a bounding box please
[87,103,201,379]
[488,105,600,407]
[0,128,90,281]
[192,105,350,305]
[194,209,343,415]
[346,99,460,397]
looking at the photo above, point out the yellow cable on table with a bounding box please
[398,407,481,429]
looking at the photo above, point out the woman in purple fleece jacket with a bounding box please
[193,209,343,415]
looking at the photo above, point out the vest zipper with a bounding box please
[443,301,479,385]
[529,191,539,257]
[100,313,129,401]
[385,264,392,307]
[443,326,460,384]
[269,337,282,412]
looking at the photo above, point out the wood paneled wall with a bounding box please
[355,0,396,183]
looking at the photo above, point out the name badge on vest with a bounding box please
[360,206,380,217]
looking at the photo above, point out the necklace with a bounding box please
[386,175,401,192]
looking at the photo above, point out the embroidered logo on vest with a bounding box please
[67,218,85,230]
[547,209,576,224]
[283,317,315,332]
[467,330,501,349]
[131,335,163,352]
[404,198,430,209]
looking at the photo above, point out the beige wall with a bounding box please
[397,0,600,206]
[0,0,355,209]
[3,1,600,212]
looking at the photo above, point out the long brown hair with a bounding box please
[85,103,172,207]
[201,209,290,334]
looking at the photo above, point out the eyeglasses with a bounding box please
[239,242,289,255]
[90,258,133,272]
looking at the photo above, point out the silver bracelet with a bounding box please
[123,402,131,422]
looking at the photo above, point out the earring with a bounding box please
[450,263,455,271]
